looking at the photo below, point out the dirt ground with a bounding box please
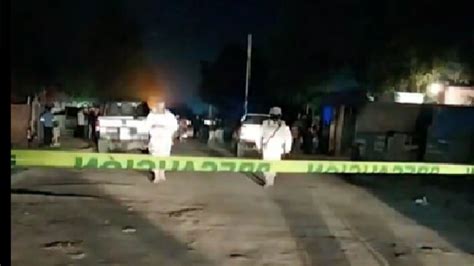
[11,140,474,265]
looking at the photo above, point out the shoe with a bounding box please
[263,183,274,189]
[154,173,166,184]
[147,171,155,183]
[153,178,165,184]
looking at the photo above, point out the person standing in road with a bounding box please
[89,107,98,145]
[145,97,179,183]
[52,112,61,147]
[257,107,293,188]
[311,124,319,154]
[302,123,314,154]
[40,105,54,146]
[291,113,303,154]
[77,108,85,138]
[86,107,94,140]
[83,108,90,139]
[193,115,200,139]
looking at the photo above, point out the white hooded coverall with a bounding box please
[258,119,293,186]
[146,109,178,182]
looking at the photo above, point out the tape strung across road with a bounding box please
[11,149,474,175]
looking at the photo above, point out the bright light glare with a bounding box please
[428,83,443,95]
[239,125,261,141]
[394,92,424,104]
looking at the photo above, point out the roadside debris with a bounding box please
[229,253,246,258]
[42,240,86,260]
[42,240,83,250]
[414,196,429,206]
[391,242,411,258]
[122,226,136,233]
[168,207,204,218]
[416,244,448,254]
[418,244,435,251]
[69,251,86,260]
[394,251,408,257]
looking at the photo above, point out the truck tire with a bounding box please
[236,142,245,157]
[97,139,109,153]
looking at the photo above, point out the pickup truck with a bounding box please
[96,102,149,153]
[233,113,269,157]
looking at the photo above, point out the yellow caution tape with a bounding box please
[11,150,474,175]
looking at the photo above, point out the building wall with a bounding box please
[425,106,474,163]
[354,102,422,161]
[11,104,30,147]
[353,103,474,163]
[443,86,474,106]
[355,102,421,133]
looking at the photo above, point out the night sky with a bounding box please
[123,0,279,111]
[12,0,472,112]
[11,0,280,111]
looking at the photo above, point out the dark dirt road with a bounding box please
[11,141,474,265]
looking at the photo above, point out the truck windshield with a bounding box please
[243,115,268,125]
[106,102,148,116]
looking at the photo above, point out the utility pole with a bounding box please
[244,34,252,115]
[208,104,213,118]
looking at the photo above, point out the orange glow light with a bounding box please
[126,66,167,102]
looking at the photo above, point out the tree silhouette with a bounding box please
[199,43,270,118]
[262,0,473,102]
[11,0,147,99]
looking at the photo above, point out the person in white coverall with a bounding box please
[146,99,178,183]
[257,107,293,187]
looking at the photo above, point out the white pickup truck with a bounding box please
[96,102,149,153]
[233,113,269,157]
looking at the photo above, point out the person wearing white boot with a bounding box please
[258,107,293,188]
[145,97,178,183]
